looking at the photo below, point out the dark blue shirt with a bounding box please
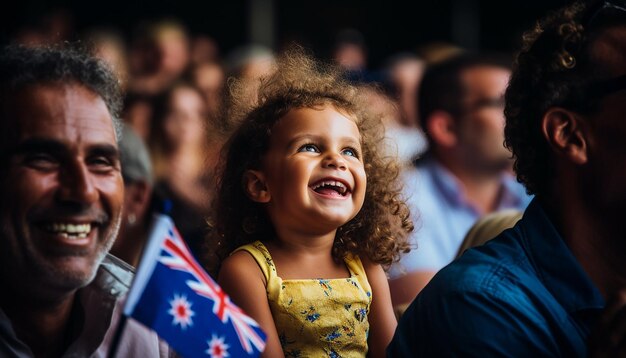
[388,199,605,357]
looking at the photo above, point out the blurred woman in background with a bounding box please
[148,81,213,258]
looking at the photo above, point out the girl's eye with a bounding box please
[342,147,359,158]
[298,144,319,153]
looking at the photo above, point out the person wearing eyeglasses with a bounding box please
[388,0,626,356]
[387,52,533,309]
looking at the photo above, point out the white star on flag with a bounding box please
[168,293,195,329]
[206,334,230,358]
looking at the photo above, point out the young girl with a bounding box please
[208,47,412,357]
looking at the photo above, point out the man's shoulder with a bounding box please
[390,232,548,354]
[418,221,571,323]
[424,231,535,299]
[412,223,566,326]
[390,226,587,356]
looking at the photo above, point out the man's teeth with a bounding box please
[46,223,92,238]
[311,180,348,194]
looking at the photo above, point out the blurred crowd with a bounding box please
[8,8,527,306]
[6,1,626,355]
[7,10,453,262]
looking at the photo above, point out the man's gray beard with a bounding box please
[82,208,123,286]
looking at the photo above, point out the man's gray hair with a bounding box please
[0,44,123,139]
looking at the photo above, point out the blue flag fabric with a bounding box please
[123,214,266,358]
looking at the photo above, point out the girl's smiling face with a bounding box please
[247,103,367,236]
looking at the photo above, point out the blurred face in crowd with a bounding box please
[390,57,424,92]
[190,35,219,65]
[191,62,224,114]
[241,57,275,81]
[162,85,206,150]
[456,65,512,173]
[124,99,153,142]
[156,26,190,77]
[333,44,367,72]
[0,83,124,297]
[389,57,424,127]
[91,34,129,90]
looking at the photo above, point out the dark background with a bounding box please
[1,0,571,69]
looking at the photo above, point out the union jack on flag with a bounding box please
[123,214,266,358]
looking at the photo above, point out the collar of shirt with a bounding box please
[424,157,529,214]
[0,255,134,357]
[521,199,605,313]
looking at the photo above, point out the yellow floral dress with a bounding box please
[234,241,372,357]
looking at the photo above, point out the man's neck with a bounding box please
[546,192,626,299]
[435,155,505,215]
[1,287,77,358]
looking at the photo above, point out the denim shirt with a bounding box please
[388,199,605,357]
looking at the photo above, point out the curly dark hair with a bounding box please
[206,46,413,275]
[0,44,123,140]
[504,0,625,197]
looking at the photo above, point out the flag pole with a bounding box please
[106,314,128,358]
[106,200,171,358]
[103,198,179,358]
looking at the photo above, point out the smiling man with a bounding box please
[0,45,171,357]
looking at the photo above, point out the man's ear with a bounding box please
[243,170,271,203]
[541,107,587,165]
[427,110,457,148]
[126,180,153,215]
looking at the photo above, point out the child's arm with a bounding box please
[362,258,397,358]
[218,251,285,358]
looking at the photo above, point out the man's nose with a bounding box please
[57,160,98,205]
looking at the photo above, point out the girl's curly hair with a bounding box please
[206,46,412,276]
[504,0,621,197]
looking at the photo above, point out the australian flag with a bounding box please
[123,214,266,358]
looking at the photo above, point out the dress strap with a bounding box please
[233,241,279,288]
[344,253,372,300]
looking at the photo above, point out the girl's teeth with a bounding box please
[311,180,349,195]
